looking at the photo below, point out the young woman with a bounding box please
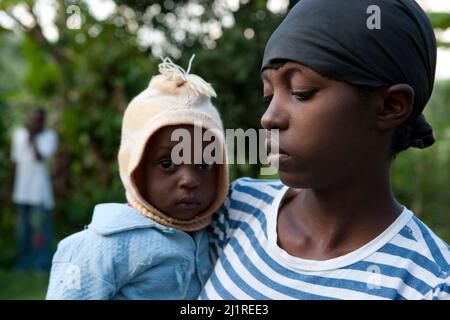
[200,0,449,300]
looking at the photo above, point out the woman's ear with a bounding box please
[375,84,414,131]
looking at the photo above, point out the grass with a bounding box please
[0,269,49,300]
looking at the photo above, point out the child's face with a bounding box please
[134,125,219,221]
[261,62,382,189]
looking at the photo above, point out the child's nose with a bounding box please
[177,167,200,190]
[261,98,288,130]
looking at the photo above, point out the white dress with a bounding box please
[11,127,58,209]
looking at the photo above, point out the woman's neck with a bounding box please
[277,162,402,260]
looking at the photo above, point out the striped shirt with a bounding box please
[200,178,450,300]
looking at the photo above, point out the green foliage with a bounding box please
[0,1,286,263]
[0,269,48,299]
[392,80,450,241]
[21,35,62,97]
[429,12,450,47]
[429,12,450,30]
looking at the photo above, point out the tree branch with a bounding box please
[2,9,29,31]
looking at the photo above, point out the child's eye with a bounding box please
[291,90,317,102]
[159,159,177,171]
[262,95,273,106]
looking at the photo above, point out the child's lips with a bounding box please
[176,197,201,207]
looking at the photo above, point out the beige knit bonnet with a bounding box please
[118,56,228,231]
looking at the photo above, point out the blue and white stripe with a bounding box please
[201,178,450,300]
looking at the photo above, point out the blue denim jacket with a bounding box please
[46,203,213,300]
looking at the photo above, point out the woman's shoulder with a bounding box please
[408,217,450,300]
[403,215,450,274]
[228,177,286,203]
[387,212,450,294]
[231,177,285,188]
[215,177,287,229]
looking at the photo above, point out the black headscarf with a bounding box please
[262,0,436,149]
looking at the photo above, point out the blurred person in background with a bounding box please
[10,108,58,272]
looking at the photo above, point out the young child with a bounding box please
[46,57,228,299]
[201,0,450,300]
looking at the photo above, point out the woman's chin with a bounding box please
[278,171,312,189]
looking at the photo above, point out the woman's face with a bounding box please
[261,62,381,189]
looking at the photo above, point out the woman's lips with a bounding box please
[266,141,290,168]
[266,138,289,155]
[268,152,290,168]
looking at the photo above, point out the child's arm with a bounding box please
[46,261,115,300]
[46,232,117,300]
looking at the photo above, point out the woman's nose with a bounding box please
[261,98,288,130]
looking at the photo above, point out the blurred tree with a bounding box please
[429,12,450,47]
[392,80,450,240]
[0,0,287,266]
[394,11,450,240]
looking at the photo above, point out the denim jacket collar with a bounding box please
[88,203,172,236]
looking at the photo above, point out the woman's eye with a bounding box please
[291,90,317,102]
[159,159,177,170]
[262,95,273,106]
